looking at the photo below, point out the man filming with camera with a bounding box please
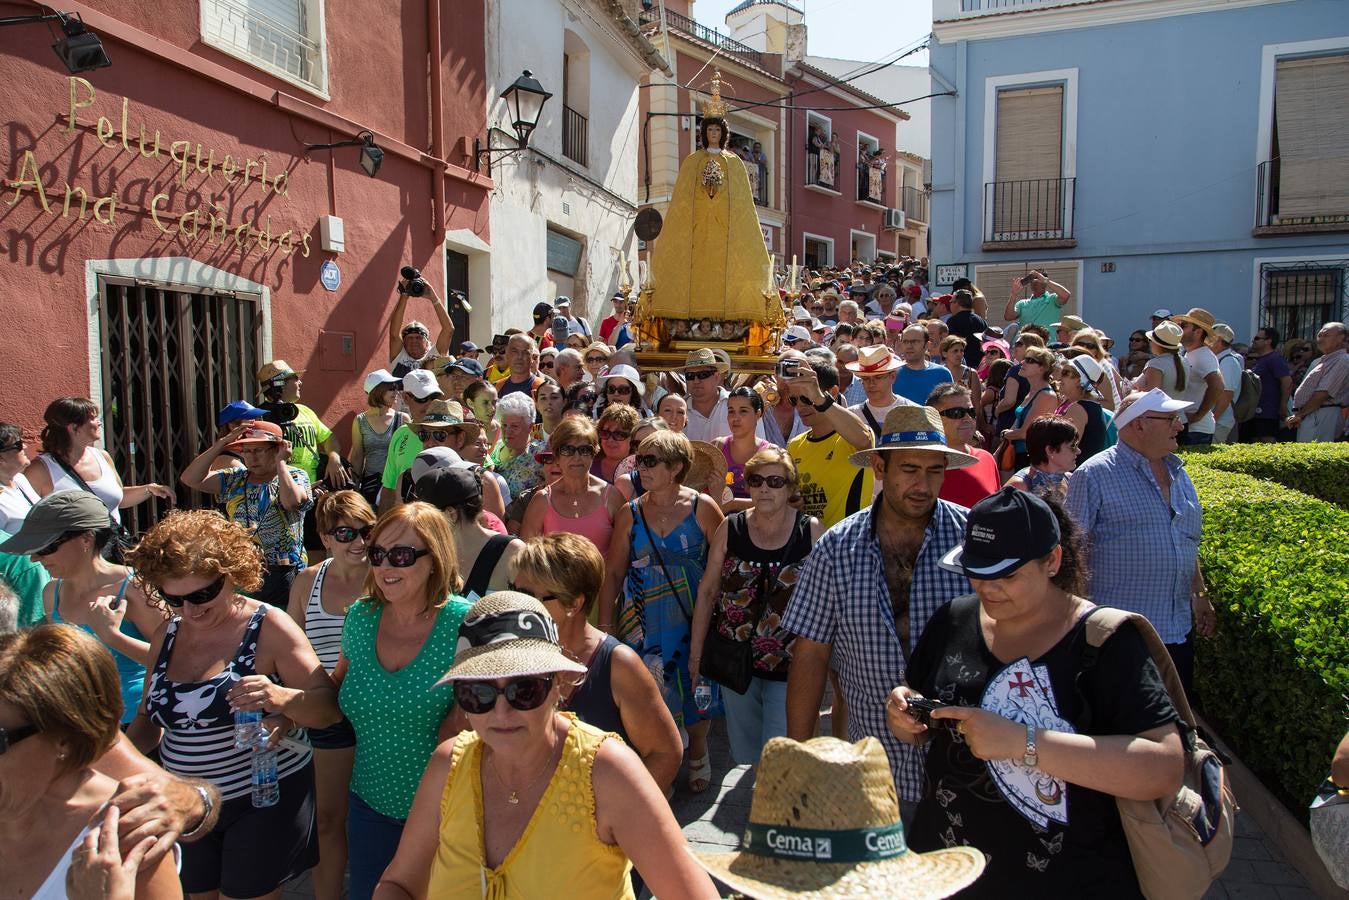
[387,264,456,377]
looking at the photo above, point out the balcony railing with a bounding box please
[900,185,928,223]
[857,165,886,205]
[745,161,769,207]
[1255,160,1349,229]
[562,105,588,167]
[984,177,1076,243]
[936,0,1099,19]
[663,10,764,69]
[201,0,324,91]
[805,148,838,190]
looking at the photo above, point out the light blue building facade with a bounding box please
[928,0,1349,346]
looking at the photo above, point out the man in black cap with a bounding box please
[528,301,556,349]
[387,272,454,377]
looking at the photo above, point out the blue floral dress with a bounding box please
[618,495,723,727]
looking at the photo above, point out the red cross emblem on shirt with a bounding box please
[1009,674,1036,698]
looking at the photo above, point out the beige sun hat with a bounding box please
[435,592,586,684]
[848,406,978,469]
[694,736,985,899]
[683,440,729,495]
[678,347,731,374]
[1171,306,1217,333]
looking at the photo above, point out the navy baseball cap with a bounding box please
[940,487,1061,580]
[217,400,268,428]
[459,341,481,353]
[447,357,485,378]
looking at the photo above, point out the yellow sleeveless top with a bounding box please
[427,714,635,899]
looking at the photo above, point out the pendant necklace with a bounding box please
[486,745,554,806]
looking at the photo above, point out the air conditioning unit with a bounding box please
[883,208,905,231]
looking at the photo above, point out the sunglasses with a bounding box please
[540,361,554,369]
[746,474,789,489]
[368,544,431,567]
[938,407,977,420]
[0,440,24,453]
[635,454,666,469]
[598,429,631,441]
[0,724,39,755]
[566,401,594,414]
[330,525,373,543]
[556,443,596,457]
[506,581,561,604]
[585,355,608,364]
[684,369,719,381]
[605,385,633,395]
[417,430,451,442]
[33,531,81,558]
[453,675,555,714]
[160,575,226,607]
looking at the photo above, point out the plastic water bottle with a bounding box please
[694,681,713,713]
[233,709,262,750]
[251,746,280,808]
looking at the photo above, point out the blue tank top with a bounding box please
[53,574,145,724]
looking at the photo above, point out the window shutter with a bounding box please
[1274,54,1349,220]
[994,86,1064,234]
[547,230,583,276]
[974,262,1079,329]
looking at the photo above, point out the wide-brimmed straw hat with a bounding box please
[1146,320,1183,351]
[410,400,482,443]
[848,407,978,469]
[679,345,733,372]
[1051,314,1087,332]
[693,736,985,899]
[1171,307,1217,334]
[435,592,586,684]
[844,345,902,375]
[256,359,302,385]
[684,440,729,495]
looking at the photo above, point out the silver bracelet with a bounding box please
[179,785,215,841]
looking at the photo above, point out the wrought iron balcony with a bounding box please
[900,186,928,223]
[663,10,764,69]
[1255,160,1349,231]
[983,177,1076,243]
[857,166,886,205]
[562,105,588,167]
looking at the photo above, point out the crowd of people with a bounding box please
[1,259,1346,899]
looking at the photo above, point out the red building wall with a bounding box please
[0,0,489,440]
[785,72,899,267]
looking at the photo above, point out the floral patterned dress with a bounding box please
[711,510,812,680]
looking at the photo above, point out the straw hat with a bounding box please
[844,345,902,375]
[1051,314,1087,332]
[1171,307,1217,333]
[256,359,302,385]
[1146,320,1183,351]
[693,736,985,899]
[410,399,482,443]
[684,440,729,495]
[435,592,586,683]
[679,345,733,372]
[848,407,978,469]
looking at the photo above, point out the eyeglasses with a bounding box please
[417,430,451,442]
[746,474,789,489]
[635,454,665,469]
[585,355,608,364]
[160,575,226,608]
[605,385,633,395]
[0,724,39,755]
[1129,337,1147,343]
[540,361,554,370]
[938,407,976,420]
[330,525,373,543]
[1143,414,1182,425]
[506,581,561,604]
[453,675,555,714]
[555,443,596,458]
[368,544,431,567]
[598,429,631,442]
[684,369,719,381]
[33,531,80,558]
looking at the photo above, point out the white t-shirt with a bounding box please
[1178,345,1221,434]
[0,474,39,535]
[1215,349,1245,429]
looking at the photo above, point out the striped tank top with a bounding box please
[303,559,345,673]
[145,605,311,801]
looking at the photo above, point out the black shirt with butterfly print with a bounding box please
[905,594,1177,898]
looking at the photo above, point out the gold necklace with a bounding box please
[485,743,556,806]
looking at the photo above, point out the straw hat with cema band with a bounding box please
[848,407,978,470]
[436,592,586,683]
[693,736,985,899]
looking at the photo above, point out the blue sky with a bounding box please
[690,0,932,65]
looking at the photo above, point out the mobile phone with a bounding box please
[905,696,948,728]
[779,360,801,378]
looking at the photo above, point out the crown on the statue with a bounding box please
[703,70,729,119]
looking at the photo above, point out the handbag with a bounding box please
[1310,777,1349,889]
[699,517,791,695]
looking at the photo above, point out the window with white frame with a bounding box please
[1258,261,1349,343]
[805,112,834,188]
[201,0,328,96]
[1265,52,1349,225]
[803,233,833,269]
[856,132,882,204]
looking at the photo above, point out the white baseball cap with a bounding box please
[410,446,465,483]
[1151,308,1172,319]
[1113,388,1194,431]
[402,370,442,400]
[362,369,401,394]
[783,325,812,344]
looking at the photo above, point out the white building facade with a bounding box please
[484,0,668,334]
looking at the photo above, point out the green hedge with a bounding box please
[1184,442,1349,508]
[1186,464,1349,812]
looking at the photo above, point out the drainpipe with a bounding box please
[428,0,447,240]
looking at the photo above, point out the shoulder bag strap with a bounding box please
[637,496,694,624]
[46,451,95,494]
[1077,604,1199,737]
[462,534,513,598]
[861,404,883,438]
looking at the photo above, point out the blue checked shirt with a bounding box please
[783,499,971,801]
[1066,440,1203,644]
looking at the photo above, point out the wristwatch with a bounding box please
[1022,724,1039,768]
[180,784,215,840]
[812,394,834,413]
